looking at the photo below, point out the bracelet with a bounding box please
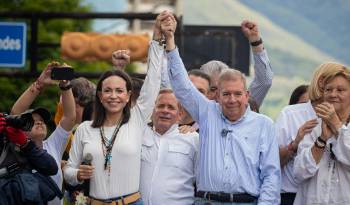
[250,38,263,47]
[314,138,326,149]
[317,136,327,144]
[30,80,44,93]
[154,37,165,46]
[59,82,72,91]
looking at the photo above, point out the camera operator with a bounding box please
[10,62,76,205]
[0,113,60,204]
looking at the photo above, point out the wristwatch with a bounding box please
[59,82,72,91]
[250,38,263,47]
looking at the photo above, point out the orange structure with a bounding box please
[61,32,150,62]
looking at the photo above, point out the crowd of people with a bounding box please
[0,10,349,205]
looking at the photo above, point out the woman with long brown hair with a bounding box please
[63,12,172,205]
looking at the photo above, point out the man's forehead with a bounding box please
[219,79,246,90]
[157,92,177,102]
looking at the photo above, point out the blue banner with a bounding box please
[0,22,27,68]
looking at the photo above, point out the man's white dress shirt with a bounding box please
[140,124,199,205]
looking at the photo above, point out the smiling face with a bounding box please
[98,75,131,116]
[218,79,249,122]
[323,75,350,114]
[28,113,47,141]
[152,92,180,135]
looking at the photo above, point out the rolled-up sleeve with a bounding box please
[293,132,319,182]
[249,49,273,107]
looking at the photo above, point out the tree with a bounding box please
[0,0,99,114]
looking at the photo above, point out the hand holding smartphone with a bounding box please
[51,66,75,80]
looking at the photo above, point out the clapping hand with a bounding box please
[295,119,318,145]
[315,102,342,136]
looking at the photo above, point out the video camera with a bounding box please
[0,111,34,178]
[1,112,34,132]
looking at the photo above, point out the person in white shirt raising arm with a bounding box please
[63,12,171,205]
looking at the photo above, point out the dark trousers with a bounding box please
[280,192,296,205]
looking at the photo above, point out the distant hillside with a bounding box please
[182,0,337,80]
[240,0,350,66]
[182,0,343,118]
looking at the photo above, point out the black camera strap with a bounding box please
[0,141,28,178]
[0,143,9,165]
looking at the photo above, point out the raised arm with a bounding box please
[58,80,76,132]
[134,12,170,122]
[164,13,210,124]
[154,11,171,89]
[241,20,273,107]
[112,49,130,70]
[11,63,55,115]
[11,62,76,131]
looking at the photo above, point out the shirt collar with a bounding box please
[152,124,179,137]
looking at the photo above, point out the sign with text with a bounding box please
[0,22,27,68]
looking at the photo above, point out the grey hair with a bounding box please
[71,77,96,107]
[218,69,247,90]
[200,60,230,76]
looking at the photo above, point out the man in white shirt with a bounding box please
[140,89,199,205]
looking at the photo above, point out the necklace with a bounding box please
[99,117,123,174]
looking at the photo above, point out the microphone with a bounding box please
[221,129,232,138]
[81,153,93,196]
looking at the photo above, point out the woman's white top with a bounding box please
[293,121,350,205]
[63,41,163,199]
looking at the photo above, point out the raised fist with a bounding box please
[112,50,130,70]
[241,20,260,42]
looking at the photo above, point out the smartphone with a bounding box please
[51,66,75,80]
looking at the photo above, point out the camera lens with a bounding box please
[5,113,34,131]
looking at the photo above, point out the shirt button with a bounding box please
[226,153,229,156]
[225,167,228,169]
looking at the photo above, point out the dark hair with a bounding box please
[130,77,144,104]
[91,70,133,128]
[82,100,94,122]
[289,85,309,105]
[188,69,211,87]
